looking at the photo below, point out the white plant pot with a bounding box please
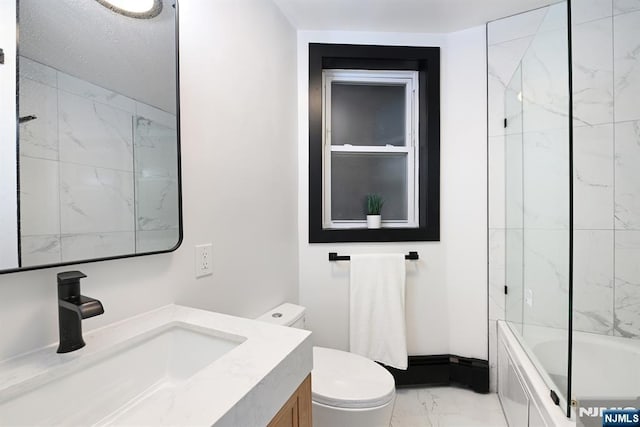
[367,215,381,229]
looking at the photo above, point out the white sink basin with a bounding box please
[0,305,312,426]
[0,322,243,426]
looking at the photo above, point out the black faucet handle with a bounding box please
[57,271,87,285]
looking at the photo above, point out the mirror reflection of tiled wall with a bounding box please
[18,57,178,266]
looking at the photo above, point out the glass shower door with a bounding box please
[505,64,524,337]
[503,1,572,415]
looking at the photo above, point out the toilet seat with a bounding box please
[311,346,396,409]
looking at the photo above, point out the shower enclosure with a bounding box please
[489,0,640,422]
[503,0,571,412]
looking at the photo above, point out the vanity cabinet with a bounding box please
[268,375,312,427]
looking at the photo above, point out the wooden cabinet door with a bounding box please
[268,375,312,427]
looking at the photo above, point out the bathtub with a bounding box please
[497,321,574,427]
[532,328,640,399]
[498,321,640,426]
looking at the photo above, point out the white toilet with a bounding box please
[257,303,396,427]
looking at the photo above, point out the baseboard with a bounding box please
[381,355,490,393]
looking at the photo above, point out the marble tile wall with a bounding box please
[134,114,180,252]
[487,5,550,391]
[572,3,640,339]
[487,0,640,389]
[612,7,640,338]
[18,57,178,266]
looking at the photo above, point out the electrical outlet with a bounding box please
[525,288,533,307]
[195,244,213,278]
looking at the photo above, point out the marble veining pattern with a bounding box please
[134,117,179,179]
[505,229,524,329]
[19,57,57,87]
[16,57,178,264]
[60,232,135,262]
[59,163,134,235]
[614,0,640,14]
[390,387,507,427]
[489,229,506,322]
[614,10,640,122]
[19,156,60,237]
[136,103,177,130]
[523,129,570,230]
[571,18,614,126]
[488,38,532,137]
[490,0,640,401]
[57,72,136,113]
[572,0,613,24]
[135,177,179,231]
[19,77,59,160]
[574,124,614,229]
[614,231,640,337]
[538,3,570,33]
[58,91,134,172]
[20,235,61,266]
[0,305,313,427]
[523,229,570,329]
[134,116,180,250]
[488,136,505,228]
[573,230,615,334]
[521,27,570,134]
[487,7,546,46]
[615,120,640,229]
[505,133,524,229]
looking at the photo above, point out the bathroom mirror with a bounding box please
[0,0,181,273]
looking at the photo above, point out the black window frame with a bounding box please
[309,43,440,243]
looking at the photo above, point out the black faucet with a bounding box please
[57,271,104,353]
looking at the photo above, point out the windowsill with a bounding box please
[310,226,438,243]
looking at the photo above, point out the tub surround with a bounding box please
[497,321,574,426]
[488,0,640,400]
[0,305,312,426]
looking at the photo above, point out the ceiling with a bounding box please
[18,0,555,114]
[272,0,555,33]
[19,0,176,114]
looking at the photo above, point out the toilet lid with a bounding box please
[311,346,396,409]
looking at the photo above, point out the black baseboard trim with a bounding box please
[381,355,490,394]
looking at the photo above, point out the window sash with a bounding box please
[322,70,419,229]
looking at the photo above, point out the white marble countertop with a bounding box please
[0,304,313,426]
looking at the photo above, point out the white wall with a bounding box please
[442,26,489,358]
[0,0,19,270]
[171,0,299,316]
[297,27,488,359]
[0,0,299,361]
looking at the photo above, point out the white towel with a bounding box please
[349,253,408,370]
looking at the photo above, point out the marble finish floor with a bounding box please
[390,387,507,427]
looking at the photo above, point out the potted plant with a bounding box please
[366,194,384,229]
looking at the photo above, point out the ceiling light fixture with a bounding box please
[95,0,163,19]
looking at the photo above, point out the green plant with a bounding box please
[366,194,384,215]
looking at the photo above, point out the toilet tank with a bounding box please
[256,303,306,329]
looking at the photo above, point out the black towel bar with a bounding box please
[328,251,419,261]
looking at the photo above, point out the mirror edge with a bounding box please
[0,0,183,275]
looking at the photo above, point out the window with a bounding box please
[323,70,419,229]
[309,43,440,243]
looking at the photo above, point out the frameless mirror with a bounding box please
[0,0,181,273]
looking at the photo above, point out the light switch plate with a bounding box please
[195,244,213,278]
